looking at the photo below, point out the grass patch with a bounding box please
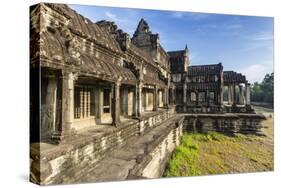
[164,134,200,176]
[164,121,273,177]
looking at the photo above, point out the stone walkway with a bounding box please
[72,115,182,183]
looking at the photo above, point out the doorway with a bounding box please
[103,89,111,113]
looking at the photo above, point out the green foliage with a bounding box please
[164,134,200,177]
[164,129,273,177]
[251,72,274,103]
[164,132,229,177]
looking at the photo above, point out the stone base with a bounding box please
[30,107,181,185]
[176,104,223,114]
[183,113,266,135]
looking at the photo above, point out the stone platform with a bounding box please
[30,108,184,185]
[182,113,266,135]
[74,116,184,183]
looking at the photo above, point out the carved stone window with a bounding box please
[74,86,92,119]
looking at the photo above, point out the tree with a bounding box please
[251,72,274,104]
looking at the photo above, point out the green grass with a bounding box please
[164,119,273,177]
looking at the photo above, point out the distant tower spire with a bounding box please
[133,18,150,38]
[185,44,189,53]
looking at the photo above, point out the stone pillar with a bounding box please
[183,83,187,104]
[239,85,245,105]
[153,85,158,111]
[136,82,143,117]
[158,90,163,107]
[133,85,137,117]
[128,89,134,116]
[228,85,232,105]
[121,87,128,116]
[45,76,57,133]
[111,81,121,127]
[95,86,103,120]
[61,71,75,138]
[245,83,251,105]
[232,84,237,106]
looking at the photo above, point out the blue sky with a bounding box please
[69,4,274,83]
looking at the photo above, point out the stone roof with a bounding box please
[167,50,186,57]
[79,54,137,82]
[32,3,138,83]
[223,71,247,83]
[188,63,223,76]
[186,82,221,90]
[47,4,122,54]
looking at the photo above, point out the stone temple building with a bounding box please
[30,3,265,185]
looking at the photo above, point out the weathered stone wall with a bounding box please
[30,108,177,185]
[176,104,223,114]
[183,113,266,135]
[41,76,58,139]
[140,120,183,178]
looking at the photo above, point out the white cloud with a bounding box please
[105,11,125,23]
[170,11,210,20]
[199,23,242,30]
[103,11,137,36]
[238,62,273,83]
[186,13,210,20]
[171,12,185,18]
[224,24,242,29]
[250,31,273,41]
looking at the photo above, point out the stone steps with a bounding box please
[72,115,184,183]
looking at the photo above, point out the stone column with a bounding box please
[228,85,232,105]
[245,83,251,105]
[127,89,134,116]
[239,85,245,105]
[232,84,237,106]
[136,82,143,117]
[45,76,57,133]
[133,85,137,117]
[61,71,75,138]
[95,86,103,120]
[121,87,128,116]
[153,85,158,111]
[183,83,187,104]
[111,80,121,127]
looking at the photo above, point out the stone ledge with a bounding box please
[30,109,179,185]
[72,115,184,183]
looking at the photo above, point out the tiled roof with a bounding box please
[223,71,247,83]
[188,63,223,76]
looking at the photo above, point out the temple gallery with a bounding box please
[30,3,265,185]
